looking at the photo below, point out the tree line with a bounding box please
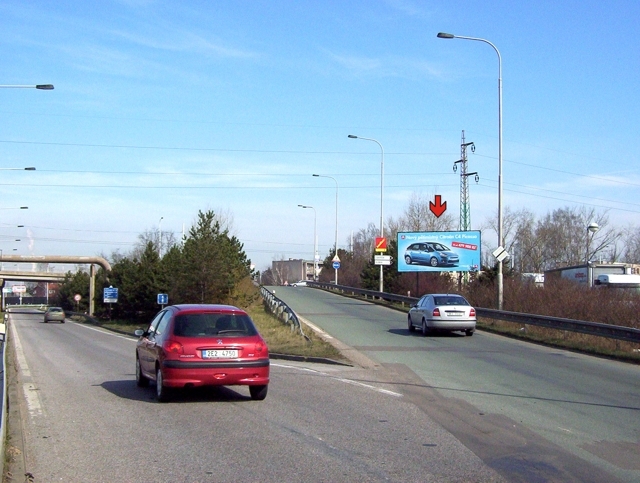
[55,195,640,317]
[57,210,256,321]
[262,192,639,297]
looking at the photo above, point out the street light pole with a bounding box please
[312,174,339,284]
[437,32,503,309]
[586,222,600,287]
[298,205,318,281]
[348,134,385,293]
[158,216,164,257]
[0,84,54,90]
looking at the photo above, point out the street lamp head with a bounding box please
[24,167,36,170]
[588,222,600,234]
[347,134,358,139]
[20,207,28,210]
[437,32,455,39]
[35,84,54,90]
[312,174,319,177]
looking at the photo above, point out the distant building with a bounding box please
[271,259,321,285]
[544,262,640,288]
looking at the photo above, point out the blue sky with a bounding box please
[1,0,638,272]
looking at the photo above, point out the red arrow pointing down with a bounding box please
[429,195,447,218]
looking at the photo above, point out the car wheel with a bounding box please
[136,357,149,387]
[249,384,268,401]
[156,367,170,402]
[422,319,430,336]
[429,257,439,267]
[465,329,474,337]
[404,255,412,264]
[407,316,415,332]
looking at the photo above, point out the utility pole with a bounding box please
[453,131,479,287]
[453,130,479,232]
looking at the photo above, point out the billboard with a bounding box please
[397,231,481,272]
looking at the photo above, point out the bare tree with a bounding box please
[622,225,640,264]
[388,192,456,239]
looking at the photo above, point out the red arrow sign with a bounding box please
[429,195,447,218]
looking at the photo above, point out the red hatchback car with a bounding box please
[135,304,270,402]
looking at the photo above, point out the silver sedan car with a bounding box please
[408,294,476,336]
[44,306,66,323]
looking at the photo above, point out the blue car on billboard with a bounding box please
[404,242,459,267]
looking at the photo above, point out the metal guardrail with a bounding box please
[310,281,640,344]
[260,286,309,340]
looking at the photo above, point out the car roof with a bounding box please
[422,293,467,298]
[167,304,247,315]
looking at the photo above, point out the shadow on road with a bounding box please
[98,379,251,403]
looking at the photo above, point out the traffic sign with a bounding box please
[12,285,27,294]
[375,237,387,252]
[332,261,340,269]
[157,293,169,305]
[492,246,509,262]
[103,287,118,303]
[374,255,393,265]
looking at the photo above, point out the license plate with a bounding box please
[446,311,463,316]
[202,349,238,359]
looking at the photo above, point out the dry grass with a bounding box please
[247,304,348,362]
[74,303,348,364]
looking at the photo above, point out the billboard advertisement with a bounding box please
[397,231,481,272]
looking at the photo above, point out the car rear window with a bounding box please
[173,313,258,337]
[433,296,469,306]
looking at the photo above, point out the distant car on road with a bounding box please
[291,280,308,287]
[134,304,270,402]
[408,294,476,336]
[404,242,459,267]
[44,307,66,323]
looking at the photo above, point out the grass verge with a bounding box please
[70,302,348,364]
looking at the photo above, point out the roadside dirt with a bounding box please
[2,340,31,483]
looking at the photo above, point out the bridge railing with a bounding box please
[309,281,640,344]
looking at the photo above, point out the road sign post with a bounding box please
[103,287,118,321]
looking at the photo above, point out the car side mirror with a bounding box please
[134,329,146,337]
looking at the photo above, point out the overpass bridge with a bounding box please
[0,255,112,315]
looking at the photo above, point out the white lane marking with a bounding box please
[73,321,138,341]
[272,362,402,398]
[10,322,43,417]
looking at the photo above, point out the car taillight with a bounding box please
[470,308,476,317]
[433,308,441,317]
[163,340,184,354]
[254,341,266,354]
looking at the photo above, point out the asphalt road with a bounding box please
[269,285,640,483]
[6,308,504,483]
